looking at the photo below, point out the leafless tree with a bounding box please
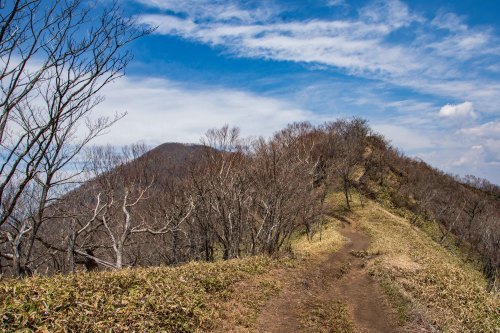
[191,126,250,259]
[320,118,369,210]
[83,145,153,269]
[361,138,500,289]
[0,0,151,276]
[273,122,326,240]
[0,182,34,276]
[248,129,317,254]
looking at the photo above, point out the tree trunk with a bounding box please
[67,232,76,274]
[344,180,351,210]
[116,244,123,269]
[12,249,22,277]
[172,230,179,264]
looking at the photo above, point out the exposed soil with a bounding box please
[255,220,400,333]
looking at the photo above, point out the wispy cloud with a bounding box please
[358,0,423,29]
[92,76,319,145]
[136,0,500,115]
[431,12,467,32]
[460,120,500,139]
[135,0,277,23]
[326,0,346,7]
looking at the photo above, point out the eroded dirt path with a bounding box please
[255,221,400,333]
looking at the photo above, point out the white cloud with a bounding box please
[438,101,476,119]
[371,109,500,183]
[326,0,346,7]
[460,120,500,139]
[431,12,467,32]
[371,124,434,150]
[427,31,492,60]
[453,145,485,167]
[386,99,436,114]
[452,142,500,171]
[91,76,320,145]
[135,0,277,23]
[129,0,500,183]
[139,14,197,34]
[137,11,424,77]
[487,63,500,72]
[358,0,423,29]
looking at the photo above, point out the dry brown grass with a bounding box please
[292,216,345,257]
[0,257,290,333]
[215,269,287,332]
[351,199,500,333]
[0,213,347,333]
[300,300,357,333]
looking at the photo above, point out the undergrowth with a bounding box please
[0,214,345,333]
[0,257,288,332]
[292,216,345,257]
[301,300,357,333]
[369,181,486,272]
[352,199,499,333]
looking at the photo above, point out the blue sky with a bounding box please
[93,0,500,183]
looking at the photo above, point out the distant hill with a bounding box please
[144,142,205,170]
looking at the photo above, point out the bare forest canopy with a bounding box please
[1,119,498,284]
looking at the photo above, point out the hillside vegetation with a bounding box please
[1,119,499,332]
[2,193,498,332]
[1,256,292,332]
[2,119,498,289]
[2,1,497,331]
[347,198,499,332]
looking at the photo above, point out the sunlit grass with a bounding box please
[0,257,287,332]
[292,216,345,257]
[301,300,357,333]
[352,199,499,333]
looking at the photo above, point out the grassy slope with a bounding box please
[347,198,499,333]
[0,218,345,333]
[1,194,498,332]
[1,257,291,332]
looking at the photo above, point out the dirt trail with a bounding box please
[255,221,399,333]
